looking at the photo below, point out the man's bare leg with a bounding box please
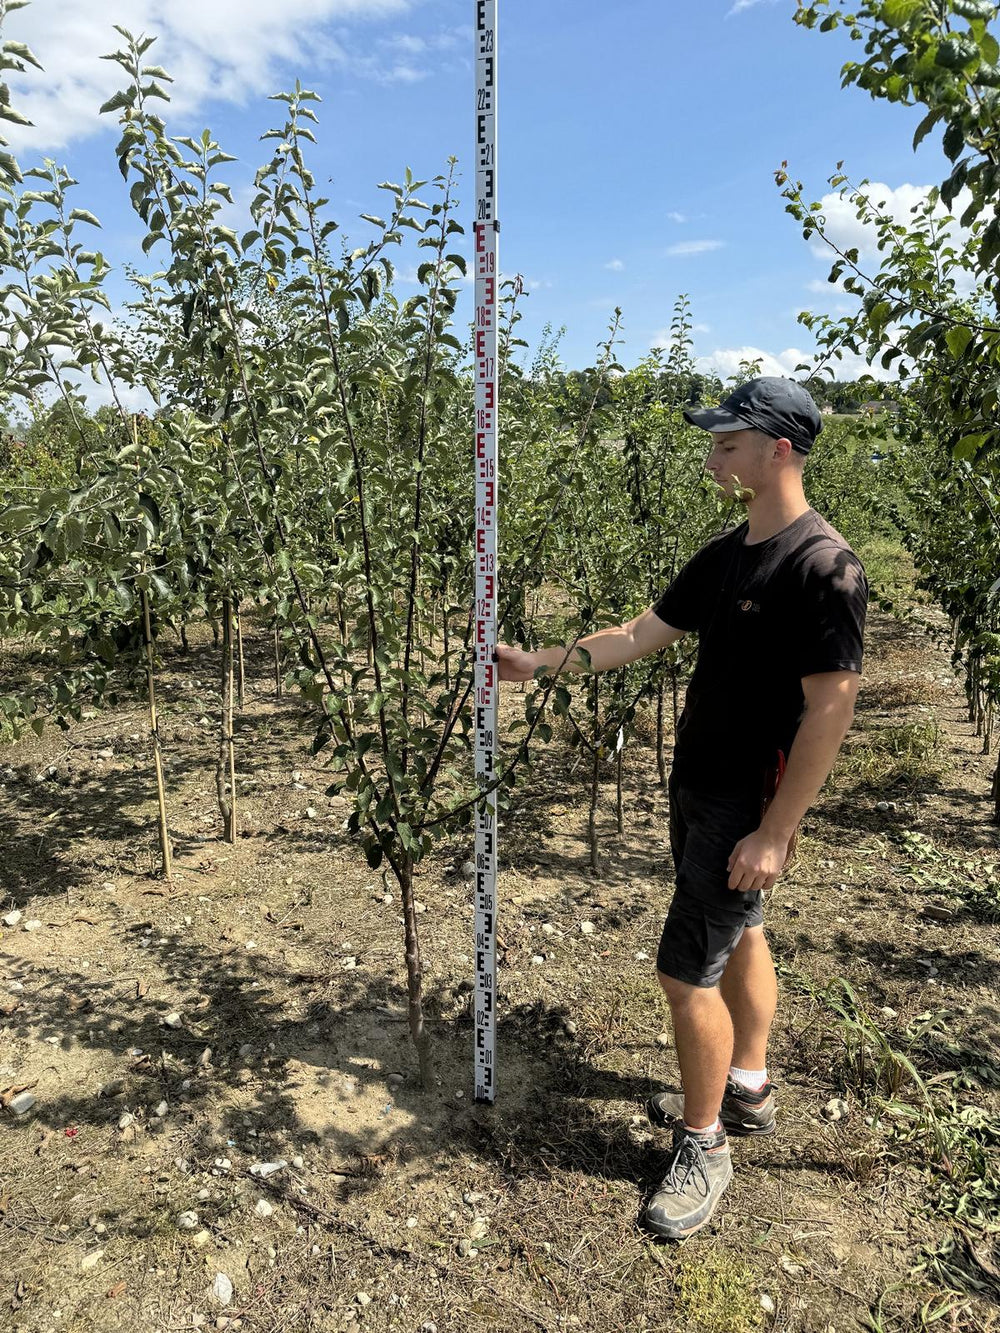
[657,972,733,1127]
[719,925,777,1070]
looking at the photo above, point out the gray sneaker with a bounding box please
[644,1122,733,1239]
[647,1076,776,1138]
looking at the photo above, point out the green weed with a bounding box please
[837,719,941,789]
[865,1283,978,1332]
[805,976,1000,1300]
[896,830,1000,924]
[671,1250,763,1333]
[855,536,919,605]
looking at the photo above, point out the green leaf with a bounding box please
[0,104,33,127]
[99,90,133,116]
[137,493,161,533]
[68,208,101,227]
[935,36,977,70]
[951,0,995,19]
[953,432,988,460]
[868,301,892,337]
[942,120,966,162]
[4,40,44,71]
[364,841,383,870]
[61,514,85,553]
[881,0,923,23]
[945,325,973,359]
[917,111,938,153]
[0,504,37,533]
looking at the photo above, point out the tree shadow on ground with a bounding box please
[829,930,1000,993]
[3,909,897,1243]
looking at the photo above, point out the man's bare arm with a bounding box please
[726,670,860,893]
[496,608,686,682]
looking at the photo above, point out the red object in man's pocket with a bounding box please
[762,749,798,866]
[763,749,787,810]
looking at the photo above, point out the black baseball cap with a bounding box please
[683,377,822,455]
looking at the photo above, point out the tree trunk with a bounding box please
[614,670,624,836]
[216,598,237,843]
[616,740,624,837]
[992,748,1000,824]
[968,658,978,726]
[442,574,450,694]
[588,678,600,873]
[397,855,432,1088]
[273,618,282,697]
[140,587,172,880]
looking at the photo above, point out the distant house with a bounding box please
[820,404,835,415]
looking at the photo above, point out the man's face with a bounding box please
[704,428,773,502]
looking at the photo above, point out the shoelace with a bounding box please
[661,1135,710,1198]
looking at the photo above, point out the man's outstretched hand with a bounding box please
[494,645,542,682]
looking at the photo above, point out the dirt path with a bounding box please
[1,607,998,1333]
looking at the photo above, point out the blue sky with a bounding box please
[6,0,956,382]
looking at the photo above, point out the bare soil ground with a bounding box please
[1,606,998,1333]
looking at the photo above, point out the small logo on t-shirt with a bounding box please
[739,599,761,613]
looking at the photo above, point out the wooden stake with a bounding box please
[656,679,668,790]
[235,600,246,710]
[217,597,237,843]
[140,586,172,880]
[588,677,600,874]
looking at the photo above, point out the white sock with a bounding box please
[684,1118,721,1135]
[730,1065,767,1090]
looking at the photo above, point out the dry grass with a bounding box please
[836,719,942,790]
[1,609,999,1332]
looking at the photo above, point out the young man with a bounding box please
[496,377,868,1239]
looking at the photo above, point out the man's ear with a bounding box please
[772,436,794,462]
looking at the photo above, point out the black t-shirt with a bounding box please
[653,509,868,794]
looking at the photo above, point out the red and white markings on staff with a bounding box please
[473,0,498,1104]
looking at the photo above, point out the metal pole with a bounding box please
[473,0,499,1104]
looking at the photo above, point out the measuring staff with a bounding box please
[472,0,499,1105]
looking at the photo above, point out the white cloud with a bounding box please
[387,29,465,55]
[379,63,427,84]
[807,181,979,306]
[604,258,625,271]
[387,33,426,55]
[811,181,973,264]
[665,240,725,257]
[695,344,896,383]
[667,210,687,224]
[727,0,780,15]
[4,0,420,153]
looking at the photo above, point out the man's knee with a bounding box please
[657,968,715,1007]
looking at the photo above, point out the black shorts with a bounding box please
[656,774,765,989]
